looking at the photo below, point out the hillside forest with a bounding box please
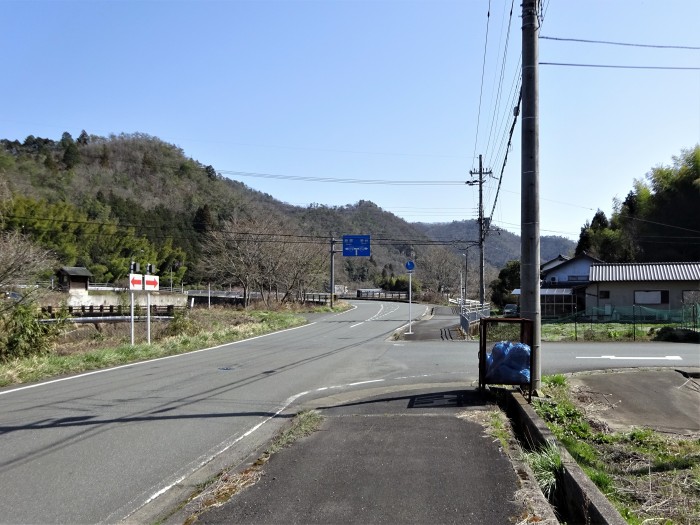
[0,131,696,304]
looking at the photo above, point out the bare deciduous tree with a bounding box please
[200,212,327,307]
[0,231,57,313]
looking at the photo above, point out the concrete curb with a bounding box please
[503,391,627,525]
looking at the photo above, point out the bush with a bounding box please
[162,309,200,337]
[0,303,67,361]
[653,326,700,343]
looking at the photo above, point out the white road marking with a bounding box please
[0,322,318,397]
[351,303,399,328]
[576,355,682,361]
[135,389,310,511]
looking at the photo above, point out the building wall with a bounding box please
[545,258,593,286]
[585,281,700,311]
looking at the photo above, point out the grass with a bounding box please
[532,374,700,524]
[522,441,563,499]
[0,304,348,388]
[541,322,675,342]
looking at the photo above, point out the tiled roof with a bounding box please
[59,266,93,277]
[589,262,700,282]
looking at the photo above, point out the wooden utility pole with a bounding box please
[329,236,338,308]
[522,0,541,390]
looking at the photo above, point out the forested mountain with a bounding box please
[414,220,574,268]
[0,129,625,300]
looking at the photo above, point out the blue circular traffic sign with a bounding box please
[405,260,415,271]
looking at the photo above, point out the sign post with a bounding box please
[144,271,160,345]
[129,273,143,346]
[405,260,415,334]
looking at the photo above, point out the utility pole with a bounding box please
[329,235,339,308]
[522,0,541,390]
[468,154,492,307]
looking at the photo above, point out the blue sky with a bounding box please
[2,0,699,241]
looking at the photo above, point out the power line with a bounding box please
[540,35,700,50]
[218,170,465,186]
[540,62,700,70]
[2,214,476,247]
[484,0,516,164]
[489,89,521,221]
[471,0,492,168]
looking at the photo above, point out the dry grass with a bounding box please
[536,376,700,525]
[0,304,335,387]
[181,410,323,524]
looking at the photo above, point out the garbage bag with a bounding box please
[485,341,531,384]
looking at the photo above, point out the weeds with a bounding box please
[0,302,67,361]
[522,441,563,499]
[182,410,323,524]
[533,374,700,524]
[0,307,309,387]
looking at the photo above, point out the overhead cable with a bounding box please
[540,62,700,70]
[218,170,465,185]
[471,0,492,168]
[540,35,700,50]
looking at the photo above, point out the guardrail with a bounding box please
[356,290,409,300]
[41,304,184,318]
[458,300,491,335]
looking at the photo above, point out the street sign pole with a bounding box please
[147,291,151,345]
[405,260,415,335]
[408,271,413,334]
[129,272,144,346]
[130,291,135,346]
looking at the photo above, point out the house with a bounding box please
[540,252,602,288]
[56,266,93,292]
[512,253,601,318]
[539,252,603,317]
[585,262,700,319]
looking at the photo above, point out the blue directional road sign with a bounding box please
[343,235,371,257]
[405,260,415,272]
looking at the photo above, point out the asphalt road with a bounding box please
[0,301,433,524]
[0,302,697,524]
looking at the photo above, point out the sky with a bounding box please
[2,0,699,242]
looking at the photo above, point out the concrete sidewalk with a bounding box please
[189,387,557,525]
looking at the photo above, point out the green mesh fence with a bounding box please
[543,303,700,331]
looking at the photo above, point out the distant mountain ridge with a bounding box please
[0,131,575,289]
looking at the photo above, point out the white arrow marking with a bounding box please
[576,355,682,360]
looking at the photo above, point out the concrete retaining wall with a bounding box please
[503,391,628,525]
[66,290,188,308]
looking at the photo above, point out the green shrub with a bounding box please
[163,309,200,337]
[653,326,700,343]
[0,303,67,361]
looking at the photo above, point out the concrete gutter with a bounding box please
[503,390,628,525]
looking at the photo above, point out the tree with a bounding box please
[77,130,90,146]
[489,260,520,308]
[418,246,459,295]
[200,212,326,306]
[0,231,57,314]
[576,208,634,262]
[576,146,700,263]
[193,204,214,234]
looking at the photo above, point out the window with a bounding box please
[599,290,610,299]
[634,290,669,305]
